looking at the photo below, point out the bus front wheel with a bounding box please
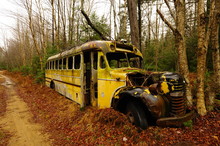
[126,101,148,130]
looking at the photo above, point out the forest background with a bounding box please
[0,0,219,116]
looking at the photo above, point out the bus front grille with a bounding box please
[170,82,186,116]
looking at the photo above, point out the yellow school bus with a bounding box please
[45,40,194,129]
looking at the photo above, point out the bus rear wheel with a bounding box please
[126,101,148,130]
[50,81,55,89]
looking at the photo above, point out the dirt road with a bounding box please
[0,73,51,146]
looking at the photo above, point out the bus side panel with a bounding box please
[45,70,52,87]
[45,69,83,106]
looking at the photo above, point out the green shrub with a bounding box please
[11,67,20,72]
[34,69,45,83]
[183,120,193,129]
[21,65,32,75]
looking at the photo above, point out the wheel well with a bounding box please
[114,94,156,125]
[115,95,145,113]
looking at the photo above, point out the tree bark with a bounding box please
[51,0,55,47]
[138,0,142,52]
[196,0,215,116]
[211,0,220,88]
[174,0,193,105]
[127,0,140,48]
[157,0,193,105]
[207,0,220,109]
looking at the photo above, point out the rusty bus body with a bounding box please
[45,40,195,129]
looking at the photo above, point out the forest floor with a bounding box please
[0,72,51,146]
[0,70,219,146]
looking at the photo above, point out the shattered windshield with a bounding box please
[106,52,141,69]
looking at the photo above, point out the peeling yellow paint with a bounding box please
[160,82,170,94]
[144,89,150,94]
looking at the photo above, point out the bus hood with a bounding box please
[109,68,149,86]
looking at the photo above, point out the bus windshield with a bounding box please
[106,52,142,69]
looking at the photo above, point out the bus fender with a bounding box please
[112,87,166,118]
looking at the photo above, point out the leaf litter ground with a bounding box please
[2,71,220,145]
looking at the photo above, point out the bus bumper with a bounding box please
[156,110,196,127]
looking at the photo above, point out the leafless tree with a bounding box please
[157,0,193,105]
[196,0,215,116]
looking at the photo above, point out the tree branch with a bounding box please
[81,9,107,40]
[165,0,176,23]
[157,9,176,34]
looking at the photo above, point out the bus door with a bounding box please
[83,51,98,106]
[97,52,111,108]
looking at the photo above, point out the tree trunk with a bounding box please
[138,0,142,52]
[157,0,193,105]
[207,0,220,109]
[127,0,140,48]
[174,0,193,105]
[51,0,55,47]
[110,0,117,40]
[211,0,220,88]
[57,0,61,50]
[196,0,214,116]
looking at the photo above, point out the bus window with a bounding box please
[68,56,73,69]
[93,52,98,70]
[50,61,53,69]
[55,60,58,69]
[59,59,62,69]
[100,56,106,69]
[74,55,81,69]
[106,52,141,69]
[53,61,55,69]
[63,58,67,69]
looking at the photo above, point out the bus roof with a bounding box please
[47,40,143,61]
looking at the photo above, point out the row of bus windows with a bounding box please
[46,55,81,70]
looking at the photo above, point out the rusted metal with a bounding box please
[156,110,195,127]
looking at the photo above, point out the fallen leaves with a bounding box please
[4,71,220,145]
[0,79,11,145]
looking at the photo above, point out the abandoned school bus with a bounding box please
[45,40,195,129]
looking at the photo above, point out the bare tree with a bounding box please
[50,0,55,47]
[22,0,44,69]
[81,10,108,40]
[67,0,76,45]
[157,0,193,105]
[196,0,215,116]
[110,0,118,40]
[127,0,140,49]
[118,0,128,40]
[210,0,220,89]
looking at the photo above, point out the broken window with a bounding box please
[63,58,67,69]
[50,61,54,69]
[74,55,81,69]
[59,59,62,69]
[106,52,141,69]
[68,56,73,69]
[100,56,106,69]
